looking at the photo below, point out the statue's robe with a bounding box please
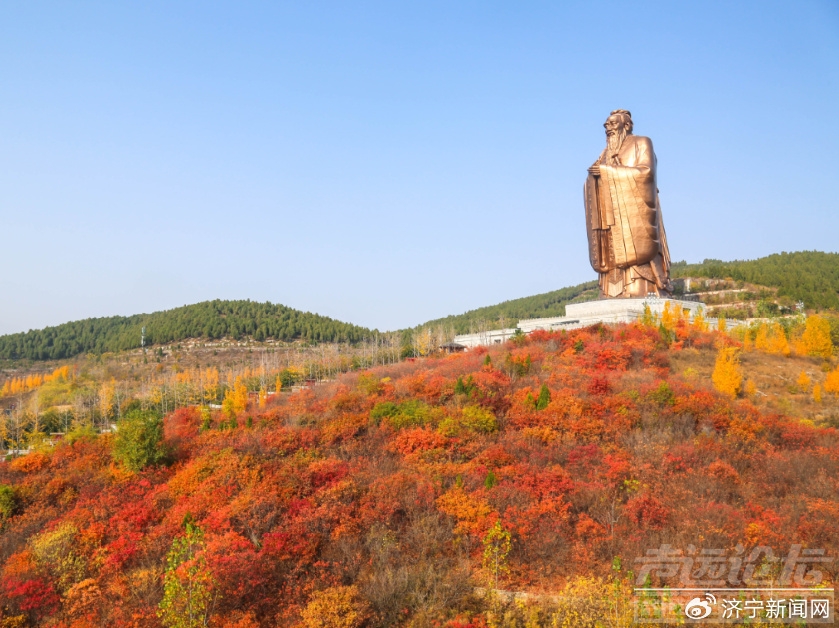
[584,134,672,298]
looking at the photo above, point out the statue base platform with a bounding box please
[453,297,705,348]
[517,297,704,333]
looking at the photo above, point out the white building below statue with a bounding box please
[452,297,709,348]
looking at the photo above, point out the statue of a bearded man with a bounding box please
[584,110,672,298]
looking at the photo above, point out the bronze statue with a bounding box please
[585,110,672,298]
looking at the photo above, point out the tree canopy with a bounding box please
[671,251,839,309]
[419,281,600,334]
[425,251,839,334]
[4,251,838,362]
[0,300,373,361]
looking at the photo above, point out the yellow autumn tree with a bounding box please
[751,321,790,356]
[797,371,811,391]
[798,314,833,359]
[99,379,116,422]
[221,377,248,419]
[301,586,370,628]
[677,304,687,326]
[691,308,709,332]
[47,365,71,382]
[753,323,769,352]
[717,316,727,333]
[412,327,434,357]
[639,303,656,327]
[767,322,791,356]
[712,346,743,398]
[661,301,676,333]
[814,384,822,403]
[202,367,219,403]
[824,366,839,396]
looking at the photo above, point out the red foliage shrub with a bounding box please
[0,321,837,624]
[587,375,611,396]
[391,427,448,457]
[626,494,669,530]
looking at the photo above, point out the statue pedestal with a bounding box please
[452,297,706,347]
[517,297,704,333]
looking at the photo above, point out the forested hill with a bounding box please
[671,251,839,310]
[420,281,600,334]
[0,300,373,361]
[420,251,839,333]
[4,251,837,361]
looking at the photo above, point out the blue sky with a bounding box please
[2,1,838,335]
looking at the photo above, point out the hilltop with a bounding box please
[415,250,839,333]
[671,250,839,310]
[0,300,374,362]
[1,251,838,365]
[418,281,600,335]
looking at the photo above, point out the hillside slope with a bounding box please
[3,251,837,362]
[671,250,839,310]
[0,300,373,361]
[0,323,837,625]
[419,250,839,333]
[419,280,599,334]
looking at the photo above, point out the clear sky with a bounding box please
[2,1,838,335]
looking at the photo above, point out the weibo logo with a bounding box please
[684,594,716,620]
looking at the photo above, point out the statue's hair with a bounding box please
[609,109,633,133]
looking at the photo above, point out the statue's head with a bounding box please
[603,109,632,154]
[604,109,633,136]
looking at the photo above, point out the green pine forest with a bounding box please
[419,281,600,334]
[1,251,837,361]
[0,300,373,361]
[670,251,839,309]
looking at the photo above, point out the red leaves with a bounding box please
[625,494,669,530]
[1,320,838,623]
[2,576,60,615]
[102,534,141,571]
[307,459,350,489]
[9,451,50,473]
[469,368,511,400]
[566,443,601,468]
[778,421,818,450]
[587,376,611,395]
[603,453,631,486]
[512,463,573,500]
[707,460,740,483]
[391,427,447,457]
[662,449,693,474]
[165,406,200,444]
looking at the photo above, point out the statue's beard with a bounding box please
[606,129,627,162]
